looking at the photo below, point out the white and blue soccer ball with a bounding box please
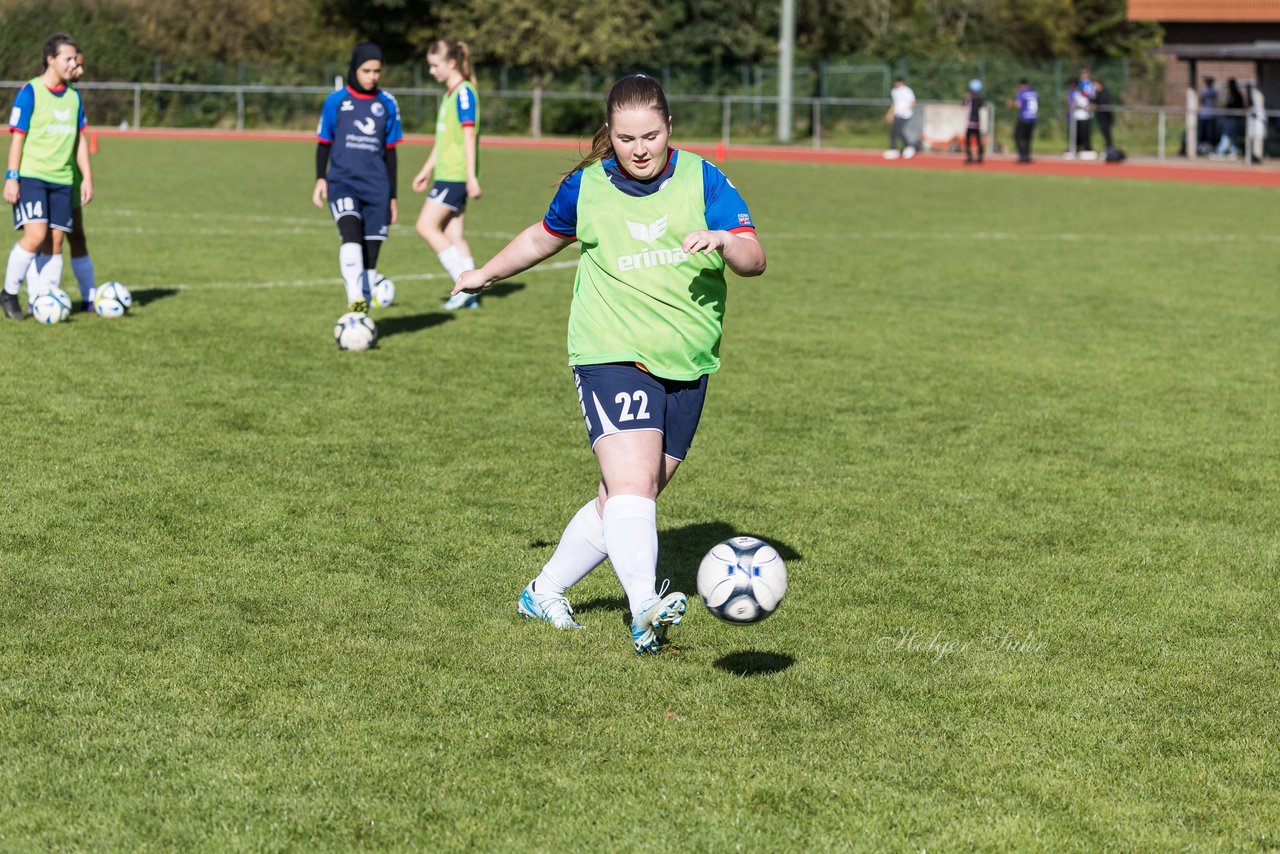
[370,276,396,308]
[697,536,788,624]
[30,288,72,325]
[92,281,132,318]
[334,311,377,351]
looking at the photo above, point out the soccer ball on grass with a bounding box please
[334,311,377,351]
[696,536,787,624]
[30,288,72,324]
[93,281,132,318]
[370,276,396,308]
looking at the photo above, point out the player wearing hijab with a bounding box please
[313,42,403,313]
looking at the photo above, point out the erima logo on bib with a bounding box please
[625,216,668,244]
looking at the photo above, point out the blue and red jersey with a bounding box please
[316,86,403,198]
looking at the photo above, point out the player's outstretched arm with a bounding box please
[453,222,572,295]
[681,230,766,277]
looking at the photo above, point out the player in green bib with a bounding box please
[3,33,93,319]
[411,39,483,310]
[26,48,98,312]
[453,74,766,654]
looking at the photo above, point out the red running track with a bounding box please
[89,126,1280,189]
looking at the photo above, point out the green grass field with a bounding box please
[2,138,1277,850]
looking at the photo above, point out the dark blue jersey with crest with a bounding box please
[317,86,403,198]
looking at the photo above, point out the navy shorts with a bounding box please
[426,181,468,213]
[13,177,73,232]
[572,363,709,461]
[327,181,389,241]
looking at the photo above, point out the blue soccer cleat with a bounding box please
[442,292,479,310]
[518,584,583,630]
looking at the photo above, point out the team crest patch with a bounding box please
[371,102,385,117]
[738,213,751,225]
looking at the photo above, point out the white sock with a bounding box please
[364,267,377,301]
[4,245,36,296]
[460,255,475,272]
[38,254,63,296]
[602,494,659,615]
[71,255,95,302]
[25,253,49,292]
[437,245,464,282]
[339,242,364,303]
[532,499,607,596]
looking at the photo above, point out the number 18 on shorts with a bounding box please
[572,363,708,462]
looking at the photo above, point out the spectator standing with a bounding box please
[1214,78,1245,158]
[884,78,916,160]
[1009,79,1039,163]
[1094,78,1115,153]
[1067,77,1094,159]
[1198,76,1219,153]
[963,79,984,164]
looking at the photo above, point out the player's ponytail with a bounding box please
[561,73,669,184]
[455,41,476,86]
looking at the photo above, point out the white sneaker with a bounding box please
[442,292,479,310]
[882,149,900,160]
[902,146,916,160]
[518,584,582,630]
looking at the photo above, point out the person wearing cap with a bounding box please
[963,79,985,164]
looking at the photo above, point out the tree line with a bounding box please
[0,0,1160,84]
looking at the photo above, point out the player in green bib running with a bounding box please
[411,39,482,310]
[453,74,766,654]
[2,32,93,320]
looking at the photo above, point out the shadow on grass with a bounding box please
[573,595,628,616]
[486,282,526,299]
[131,287,181,306]
[378,312,454,338]
[659,521,803,597]
[713,650,795,677]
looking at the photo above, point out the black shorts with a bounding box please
[572,363,709,461]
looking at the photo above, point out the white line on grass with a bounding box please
[767,231,1280,243]
[99,208,518,240]
[155,258,580,291]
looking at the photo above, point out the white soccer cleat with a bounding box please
[882,149,901,160]
[902,146,916,160]
[518,584,583,630]
[630,589,687,654]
